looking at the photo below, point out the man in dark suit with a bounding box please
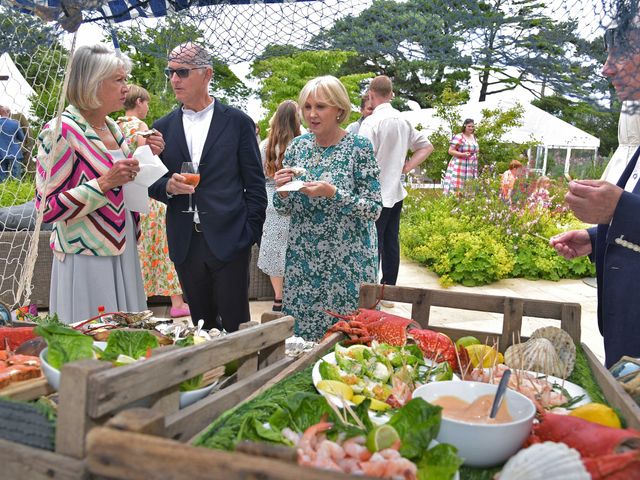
[551,15,640,367]
[149,43,267,332]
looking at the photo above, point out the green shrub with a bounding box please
[0,179,36,208]
[400,166,595,286]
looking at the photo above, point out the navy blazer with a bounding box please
[588,146,640,367]
[149,101,267,265]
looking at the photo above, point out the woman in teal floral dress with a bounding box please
[274,76,382,341]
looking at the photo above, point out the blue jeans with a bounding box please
[0,156,23,181]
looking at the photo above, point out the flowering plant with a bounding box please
[400,166,594,286]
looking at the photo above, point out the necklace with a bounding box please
[90,123,108,132]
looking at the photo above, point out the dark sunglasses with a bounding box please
[164,66,207,79]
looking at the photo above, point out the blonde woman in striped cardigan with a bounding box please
[35,45,165,324]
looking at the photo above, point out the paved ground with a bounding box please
[152,258,604,363]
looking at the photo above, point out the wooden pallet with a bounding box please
[1,315,295,480]
[84,284,640,480]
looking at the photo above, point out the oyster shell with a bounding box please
[530,326,576,377]
[504,338,566,377]
[497,441,589,480]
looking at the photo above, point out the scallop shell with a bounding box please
[530,326,576,377]
[290,167,307,177]
[497,441,589,480]
[504,338,565,377]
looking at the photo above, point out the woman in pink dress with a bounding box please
[442,118,479,194]
[117,85,190,318]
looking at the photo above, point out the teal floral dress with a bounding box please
[274,132,382,341]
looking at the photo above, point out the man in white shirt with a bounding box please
[149,42,267,332]
[359,76,433,298]
[345,95,374,135]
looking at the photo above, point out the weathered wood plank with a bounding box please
[0,376,53,401]
[561,304,582,345]
[166,357,295,442]
[258,313,286,369]
[105,408,166,436]
[237,321,260,381]
[0,438,87,480]
[411,289,432,328]
[56,359,112,458]
[86,427,369,480]
[583,344,640,430]
[501,297,524,351]
[86,316,294,417]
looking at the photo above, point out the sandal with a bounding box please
[272,299,283,312]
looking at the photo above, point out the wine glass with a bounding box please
[180,162,202,214]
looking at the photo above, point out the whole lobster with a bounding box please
[323,308,468,372]
[526,412,640,479]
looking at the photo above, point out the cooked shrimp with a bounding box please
[317,440,346,462]
[343,436,371,461]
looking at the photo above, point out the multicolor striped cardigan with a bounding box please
[35,105,140,257]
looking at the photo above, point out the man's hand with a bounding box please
[145,131,165,156]
[565,179,623,224]
[550,229,592,260]
[166,173,195,195]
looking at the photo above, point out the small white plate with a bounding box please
[276,180,304,192]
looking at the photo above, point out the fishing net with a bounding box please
[0,0,637,310]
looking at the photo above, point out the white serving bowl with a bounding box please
[413,380,536,467]
[40,345,217,409]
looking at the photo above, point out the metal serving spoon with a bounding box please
[489,368,512,419]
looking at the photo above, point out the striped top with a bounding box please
[35,105,140,256]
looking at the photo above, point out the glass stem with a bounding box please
[188,193,193,212]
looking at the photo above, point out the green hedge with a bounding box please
[400,169,595,287]
[0,179,36,208]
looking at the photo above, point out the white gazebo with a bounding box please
[0,52,35,118]
[400,97,600,175]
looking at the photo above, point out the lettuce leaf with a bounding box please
[180,374,204,391]
[388,398,442,460]
[236,415,290,445]
[35,323,95,369]
[417,443,463,480]
[101,330,159,362]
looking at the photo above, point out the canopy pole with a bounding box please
[542,147,549,175]
[564,147,572,175]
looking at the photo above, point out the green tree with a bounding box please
[114,15,251,122]
[250,49,372,132]
[312,0,472,109]
[468,0,586,102]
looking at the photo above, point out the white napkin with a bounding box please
[276,180,305,192]
[122,145,169,213]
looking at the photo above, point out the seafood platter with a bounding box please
[81,284,640,480]
[0,312,296,479]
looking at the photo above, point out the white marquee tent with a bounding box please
[0,52,35,118]
[400,97,601,175]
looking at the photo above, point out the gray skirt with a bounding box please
[49,211,147,324]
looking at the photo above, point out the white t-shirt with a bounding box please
[359,103,431,207]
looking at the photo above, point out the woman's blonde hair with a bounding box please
[298,76,351,124]
[123,85,150,111]
[265,100,301,178]
[67,44,132,111]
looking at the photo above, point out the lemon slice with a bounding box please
[366,424,400,452]
[569,403,621,428]
[317,380,354,401]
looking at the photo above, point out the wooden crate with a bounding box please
[0,315,295,480]
[84,284,640,480]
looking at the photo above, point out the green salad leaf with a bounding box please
[236,414,290,445]
[269,392,334,433]
[180,374,204,392]
[101,330,159,362]
[35,323,95,369]
[417,443,463,480]
[388,398,442,460]
[175,335,195,347]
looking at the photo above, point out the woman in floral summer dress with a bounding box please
[442,118,480,194]
[117,85,190,318]
[274,76,382,341]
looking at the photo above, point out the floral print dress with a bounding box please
[274,133,382,341]
[117,116,183,297]
[442,133,479,194]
